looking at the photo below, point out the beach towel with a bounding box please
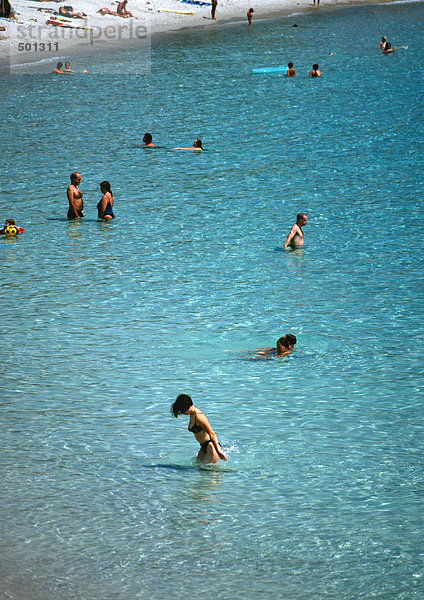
[180,0,212,6]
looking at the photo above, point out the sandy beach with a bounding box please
[1,0,388,71]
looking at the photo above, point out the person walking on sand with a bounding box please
[67,172,84,219]
[287,62,297,77]
[247,8,254,26]
[211,0,217,20]
[283,213,307,248]
[171,394,227,464]
[309,63,321,77]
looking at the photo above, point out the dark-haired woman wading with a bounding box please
[171,394,227,464]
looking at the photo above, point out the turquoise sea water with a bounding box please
[1,2,424,598]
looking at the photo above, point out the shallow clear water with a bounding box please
[1,2,423,599]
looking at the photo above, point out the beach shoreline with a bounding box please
[0,0,412,72]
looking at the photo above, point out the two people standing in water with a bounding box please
[172,394,228,464]
[66,172,115,220]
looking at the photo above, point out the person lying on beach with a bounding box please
[98,1,133,17]
[247,8,254,26]
[254,334,297,358]
[382,42,395,54]
[284,213,307,248]
[309,64,321,77]
[287,61,297,77]
[173,139,204,151]
[171,394,227,464]
[0,219,25,235]
[142,133,155,147]
[53,61,64,74]
[59,6,87,19]
[378,36,387,50]
[67,171,84,219]
[97,181,115,220]
[97,7,120,16]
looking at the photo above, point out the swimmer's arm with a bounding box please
[197,414,228,461]
[283,225,297,248]
[67,186,81,218]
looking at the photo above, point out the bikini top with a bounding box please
[188,413,203,434]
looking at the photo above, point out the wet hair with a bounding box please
[385,42,391,50]
[100,180,112,195]
[286,334,297,346]
[143,133,152,144]
[5,219,15,225]
[193,139,203,149]
[313,64,319,70]
[171,394,193,418]
[277,336,290,349]
[56,62,63,69]
[288,62,294,68]
[297,213,307,222]
[277,334,297,349]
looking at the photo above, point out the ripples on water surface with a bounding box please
[1,2,423,599]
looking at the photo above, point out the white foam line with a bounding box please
[10,55,68,68]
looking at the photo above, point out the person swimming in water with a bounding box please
[309,64,321,77]
[287,62,297,77]
[173,139,204,151]
[382,42,395,54]
[171,394,227,464]
[97,181,115,220]
[378,36,387,50]
[254,334,297,358]
[142,133,155,147]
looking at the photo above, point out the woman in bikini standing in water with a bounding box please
[171,394,227,464]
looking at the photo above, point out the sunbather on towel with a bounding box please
[97,7,120,15]
[59,6,87,19]
[98,1,132,17]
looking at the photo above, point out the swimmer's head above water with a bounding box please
[193,139,203,149]
[171,393,193,417]
[277,334,297,354]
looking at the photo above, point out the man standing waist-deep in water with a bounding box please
[284,213,307,248]
[67,172,84,219]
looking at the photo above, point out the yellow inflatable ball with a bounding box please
[6,225,18,236]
